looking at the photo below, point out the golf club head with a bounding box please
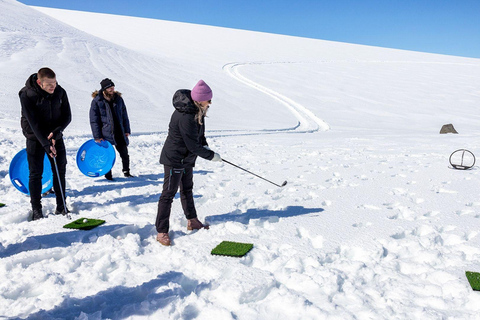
[281,181,287,187]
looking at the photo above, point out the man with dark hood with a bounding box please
[19,67,71,220]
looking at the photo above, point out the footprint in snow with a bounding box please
[352,222,372,228]
[357,204,381,210]
[423,211,440,218]
[391,231,406,239]
[466,202,480,207]
[387,206,416,220]
[296,227,324,249]
[455,209,475,216]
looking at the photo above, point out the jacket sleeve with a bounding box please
[19,92,50,149]
[121,98,131,134]
[52,90,72,140]
[89,99,103,140]
[179,115,214,160]
[200,127,208,146]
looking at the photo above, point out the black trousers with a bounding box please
[155,166,197,233]
[26,138,67,211]
[114,137,129,172]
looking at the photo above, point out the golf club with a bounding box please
[52,155,71,219]
[222,159,287,188]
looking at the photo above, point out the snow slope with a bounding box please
[1,0,480,319]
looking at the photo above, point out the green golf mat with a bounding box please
[63,218,105,230]
[211,241,253,257]
[0,203,5,208]
[466,271,480,291]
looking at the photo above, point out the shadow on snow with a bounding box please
[206,206,324,225]
[71,170,210,210]
[11,271,211,320]
[73,173,164,196]
[0,224,156,259]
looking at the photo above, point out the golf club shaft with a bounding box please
[222,159,285,187]
[52,156,69,217]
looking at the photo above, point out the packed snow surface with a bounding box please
[1,0,480,319]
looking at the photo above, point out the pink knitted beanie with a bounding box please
[191,80,212,102]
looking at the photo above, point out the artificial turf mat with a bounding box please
[63,218,105,230]
[211,241,253,257]
[466,271,480,291]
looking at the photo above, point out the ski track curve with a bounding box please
[222,59,480,136]
[223,62,330,134]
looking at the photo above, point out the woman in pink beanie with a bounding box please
[155,80,222,246]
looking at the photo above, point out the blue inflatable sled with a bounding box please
[76,139,116,177]
[9,149,53,195]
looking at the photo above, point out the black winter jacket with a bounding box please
[19,73,71,151]
[90,90,131,146]
[160,89,214,168]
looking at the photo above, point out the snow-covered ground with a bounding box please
[1,0,480,318]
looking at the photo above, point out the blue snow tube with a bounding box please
[76,139,116,177]
[9,149,53,195]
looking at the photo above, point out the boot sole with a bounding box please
[187,226,210,231]
[157,239,171,246]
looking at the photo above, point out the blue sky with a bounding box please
[18,0,480,58]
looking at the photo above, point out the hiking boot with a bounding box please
[156,233,171,246]
[55,207,70,215]
[187,218,209,231]
[32,208,44,221]
[105,170,113,180]
[123,170,134,178]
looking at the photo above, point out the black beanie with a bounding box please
[100,78,115,91]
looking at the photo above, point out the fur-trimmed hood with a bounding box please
[91,90,122,99]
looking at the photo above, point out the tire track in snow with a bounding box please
[223,62,330,133]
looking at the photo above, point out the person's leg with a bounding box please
[179,167,197,220]
[115,140,130,174]
[105,169,113,180]
[180,168,209,230]
[155,166,183,233]
[26,139,45,212]
[49,139,67,212]
[103,138,126,180]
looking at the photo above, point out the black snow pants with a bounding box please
[114,139,130,172]
[26,138,67,211]
[155,166,197,233]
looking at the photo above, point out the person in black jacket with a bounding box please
[90,78,133,180]
[19,67,71,220]
[155,80,222,246]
